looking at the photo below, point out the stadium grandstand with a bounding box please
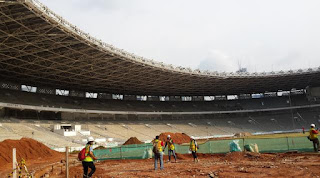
[1,0,320,150]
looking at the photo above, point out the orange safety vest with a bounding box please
[309,128,318,140]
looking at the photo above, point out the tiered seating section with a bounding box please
[0,108,319,147]
[0,89,319,149]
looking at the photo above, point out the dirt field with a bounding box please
[0,138,64,177]
[45,152,320,178]
[2,135,318,177]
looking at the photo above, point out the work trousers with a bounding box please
[191,151,198,159]
[168,149,177,161]
[82,161,96,178]
[311,138,320,152]
[154,152,164,170]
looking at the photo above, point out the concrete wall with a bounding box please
[54,129,77,136]
[73,125,82,132]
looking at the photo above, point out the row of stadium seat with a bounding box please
[1,107,319,148]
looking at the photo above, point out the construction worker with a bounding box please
[189,136,199,162]
[309,124,319,152]
[164,135,177,163]
[83,137,97,178]
[152,135,164,170]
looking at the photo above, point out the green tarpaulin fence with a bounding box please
[94,136,314,160]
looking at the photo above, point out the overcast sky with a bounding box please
[39,0,320,72]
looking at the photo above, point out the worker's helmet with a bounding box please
[87,137,95,142]
[190,136,194,140]
[167,135,171,138]
[311,124,316,128]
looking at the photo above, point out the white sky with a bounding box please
[39,0,320,72]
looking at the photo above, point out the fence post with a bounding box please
[13,148,17,178]
[286,137,290,151]
[65,146,69,178]
[120,147,123,159]
[209,141,212,153]
[242,138,245,152]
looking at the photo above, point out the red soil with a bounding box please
[0,138,62,164]
[56,152,320,178]
[159,132,191,144]
[0,138,63,177]
[123,137,143,145]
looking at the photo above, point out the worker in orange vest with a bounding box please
[164,135,177,163]
[309,124,319,152]
[189,136,199,163]
[152,135,164,170]
[82,137,97,178]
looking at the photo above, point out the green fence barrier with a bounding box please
[244,137,314,153]
[94,143,153,160]
[94,136,314,160]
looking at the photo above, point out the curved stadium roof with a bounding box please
[0,0,320,96]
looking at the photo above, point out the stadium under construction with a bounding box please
[0,0,320,147]
[2,0,320,177]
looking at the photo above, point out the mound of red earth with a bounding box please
[123,137,144,145]
[159,132,191,144]
[0,138,62,165]
[94,146,106,150]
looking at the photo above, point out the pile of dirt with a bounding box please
[0,138,62,164]
[94,146,106,150]
[159,132,191,144]
[123,137,143,145]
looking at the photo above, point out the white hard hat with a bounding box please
[167,135,171,138]
[311,124,316,127]
[190,136,194,139]
[87,137,94,142]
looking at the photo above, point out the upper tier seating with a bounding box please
[0,89,316,113]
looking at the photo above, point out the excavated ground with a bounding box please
[46,152,320,178]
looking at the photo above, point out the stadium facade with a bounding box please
[0,0,320,127]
